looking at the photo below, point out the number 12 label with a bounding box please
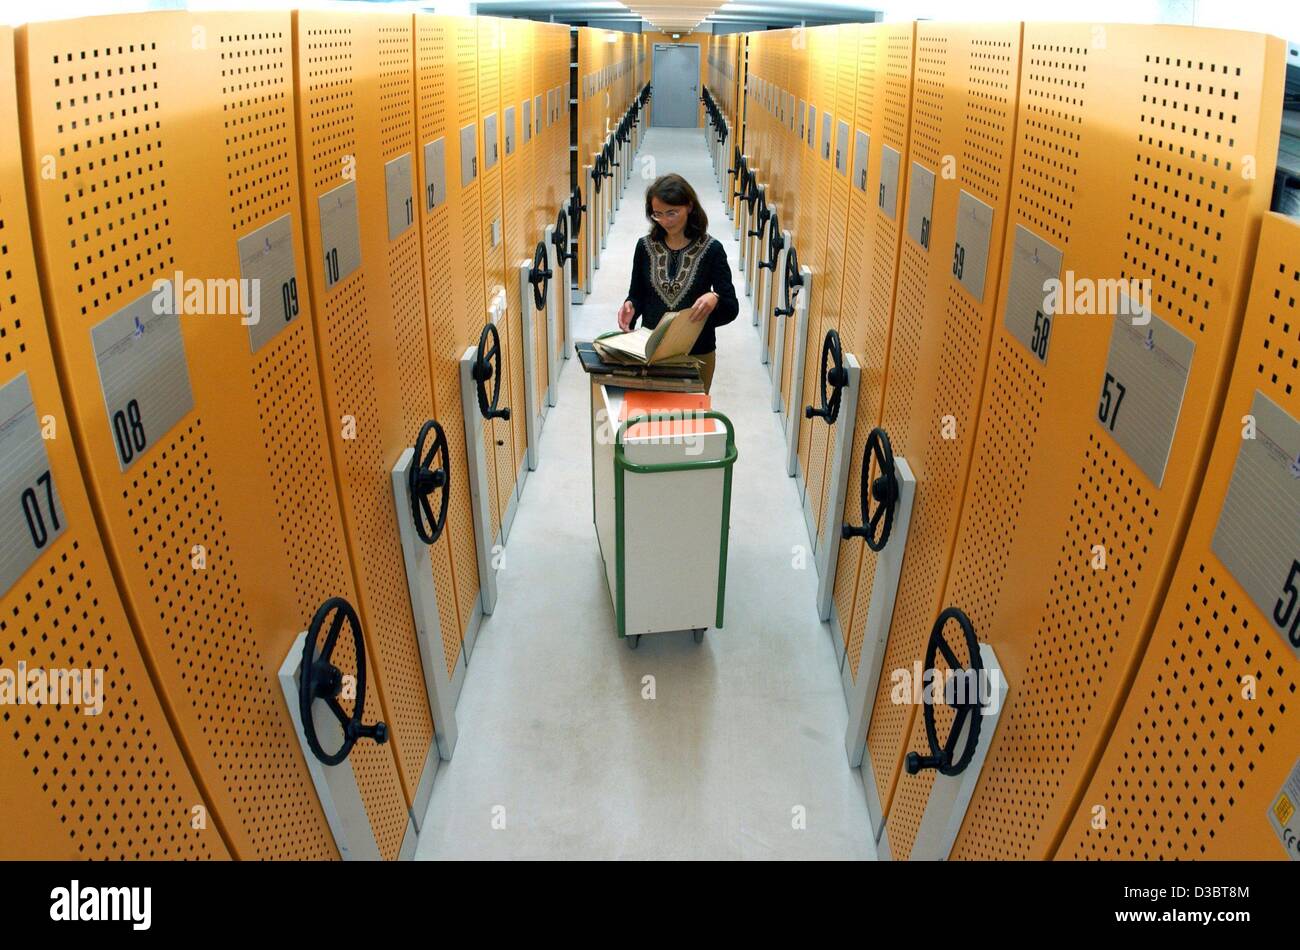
[1212,390,1300,661]
[0,373,67,598]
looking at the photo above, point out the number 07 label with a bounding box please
[1212,390,1300,661]
[0,373,66,597]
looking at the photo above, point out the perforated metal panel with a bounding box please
[792,26,837,461]
[416,14,482,667]
[802,25,859,543]
[833,23,914,670]
[883,24,1286,861]
[290,10,440,821]
[858,23,1024,836]
[1051,213,1300,860]
[0,27,228,861]
[17,11,415,859]
[496,17,529,506]
[477,17,518,536]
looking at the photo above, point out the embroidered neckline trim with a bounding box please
[644,234,711,311]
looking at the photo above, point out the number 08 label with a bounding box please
[1212,390,1300,661]
[90,289,195,472]
[0,373,66,597]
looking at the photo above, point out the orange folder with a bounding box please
[620,391,714,439]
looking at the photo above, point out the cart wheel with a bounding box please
[692,628,705,644]
[627,635,641,650]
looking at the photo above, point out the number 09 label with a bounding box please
[237,213,301,354]
[91,289,195,472]
[1212,390,1300,661]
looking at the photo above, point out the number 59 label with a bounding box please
[0,373,66,597]
[1212,390,1300,660]
[90,288,195,472]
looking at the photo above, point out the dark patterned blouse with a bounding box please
[623,233,740,355]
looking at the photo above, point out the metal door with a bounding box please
[651,43,699,128]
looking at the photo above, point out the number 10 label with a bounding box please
[1212,390,1300,661]
[318,180,362,292]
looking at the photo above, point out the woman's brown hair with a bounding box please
[644,173,708,242]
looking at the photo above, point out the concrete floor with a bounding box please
[414,127,877,860]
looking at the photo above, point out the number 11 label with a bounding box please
[0,373,66,597]
[384,152,415,243]
[1212,390,1300,661]
[90,288,195,472]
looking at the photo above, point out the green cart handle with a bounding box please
[615,411,738,474]
[612,410,738,639]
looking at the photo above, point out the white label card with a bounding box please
[1212,390,1300,661]
[460,123,478,187]
[504,106,516,156]
[1003,225,1064,364]
[835,120,849,176]
[424,137,447,212]
[807,106,817,149]
[237,213,301,353]
[852,130,870,193]
[384,153,415,243]
[90,288,195,471]
[821,111,832,162]
[319,180,362,291]
[1095,306,1194,488]
[878,144,900,220]
[522,99,532,144]
[1267,755,1300,860]
[483,113,499,170]
[951,190,994,303]
[0,373,66,597]
[905,162,936,251]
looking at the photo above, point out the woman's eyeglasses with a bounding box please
[649,208,684,221]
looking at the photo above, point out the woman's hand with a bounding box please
[687,292,719,323]
[617,300,635,331]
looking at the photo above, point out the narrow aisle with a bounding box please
[416,127,876,860]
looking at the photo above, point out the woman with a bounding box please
[618,173,739,393]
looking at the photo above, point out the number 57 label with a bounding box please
[1095,307,1195,488]
[1212,390,1300,660]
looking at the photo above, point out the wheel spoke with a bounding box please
[936,634,961,671]
[322,607,345,658]
[944,705,971,760]
[325,694,351,728]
